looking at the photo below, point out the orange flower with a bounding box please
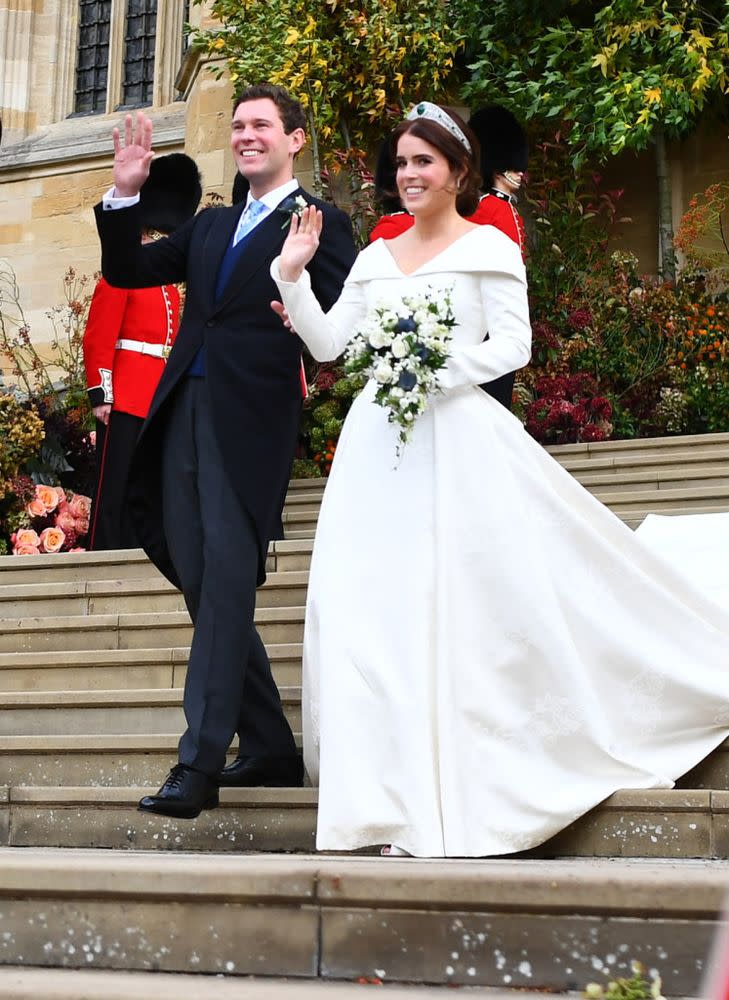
[715,339,722,349]
[39,526,66,553]
[707,307,716,317]
[709,352,717,360]
[35,484,60,513]
[13,544,40,556]
[13,528,40,548]
[680,362,687,370]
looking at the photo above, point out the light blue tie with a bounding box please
[233,198,267,246]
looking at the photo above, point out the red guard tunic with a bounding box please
[83,278,181,550]
[370,191,526,261]
[83,278,181,418]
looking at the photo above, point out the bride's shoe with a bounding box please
[380,844,412,857]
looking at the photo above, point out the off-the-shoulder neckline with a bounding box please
[378,226,484,277]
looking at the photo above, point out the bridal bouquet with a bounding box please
[344,286,456,457]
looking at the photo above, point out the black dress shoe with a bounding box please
[217,754,304,788]
[139,764,219,819]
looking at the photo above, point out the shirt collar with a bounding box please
[245,178,300,212]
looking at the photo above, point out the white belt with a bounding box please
[115,338,167,358]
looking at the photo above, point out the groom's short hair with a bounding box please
[233,84,306,135]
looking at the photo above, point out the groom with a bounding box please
[95,83,357,818]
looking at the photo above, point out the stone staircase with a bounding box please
[1,431,729,995]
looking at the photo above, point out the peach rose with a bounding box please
[13,544,40,556]
[26,497,47,518]
[54,486,67,504]
[68,494,92,521]
[35,484,60,513]
[39,526,66,553]
[13,528,40,549]
[69,547,86,553]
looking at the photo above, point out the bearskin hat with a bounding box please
[468,105,528,183]
[139,153,202,234]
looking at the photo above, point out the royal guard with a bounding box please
[369,105,528,410]
[84,153,202,550]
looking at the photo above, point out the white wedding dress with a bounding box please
[272,226,729,858]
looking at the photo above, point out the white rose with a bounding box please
[369,328,390,349]
[391,337,409,359]
[374,361,394,383]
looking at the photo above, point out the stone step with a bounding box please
[2,786,729,862]
[555,445,729,474]
[579,465,729,493]
[0,539,314,584]
[0,734,301,787]
[547,429,729,459]
[0,644,302,692]
[0,607,304,654]
[0,687,303,737]
[0,572,309,619]
[0,847,723,991]
[0,967,498,999]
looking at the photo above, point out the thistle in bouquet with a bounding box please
[344,287,456,458]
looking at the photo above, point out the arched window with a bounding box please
[121,0,158,108]
[74,0,112,114]
[72,0,184,116]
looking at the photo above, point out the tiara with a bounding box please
[406,101,472,154]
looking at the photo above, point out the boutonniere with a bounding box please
[277,194,308,230]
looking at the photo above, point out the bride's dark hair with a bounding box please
[389,109,482,216]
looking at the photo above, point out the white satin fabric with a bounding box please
[272,227,729,858]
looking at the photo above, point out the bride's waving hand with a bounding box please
[278,206,323,282]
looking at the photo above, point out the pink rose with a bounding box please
[89,431,97,447]
[35,484,60,513]
[74,518,90,538]
[39,526,66,553]
[55,505,77,534]
[68,494,92,521]
[26,497,47,518]
[13,544,41,556]
[54,486,67,504]
[69,547,86,553]
[13,528,40,549]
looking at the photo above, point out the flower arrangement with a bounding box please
[9,482,92,554]
[525,373,613,444]
[344,287,456,457]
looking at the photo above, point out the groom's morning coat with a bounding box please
[94,192,356,587]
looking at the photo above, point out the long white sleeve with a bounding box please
[271,257,367,362]
[438,268,532,390]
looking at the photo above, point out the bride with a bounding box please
[271,102,729,858]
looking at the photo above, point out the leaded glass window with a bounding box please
[74,0,112,114]
[121,0,158,108]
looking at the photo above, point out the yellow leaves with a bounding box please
[690,29,713,53]
[636,107,651,125]
[644,86,662,104]
[285,27,300,45]
[393,71,404,89]
[374,88,386,108]
[592,53,608,76]
[692,60,714,92]
[592,43,616,77]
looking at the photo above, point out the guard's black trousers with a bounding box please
[90,410,143,551]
